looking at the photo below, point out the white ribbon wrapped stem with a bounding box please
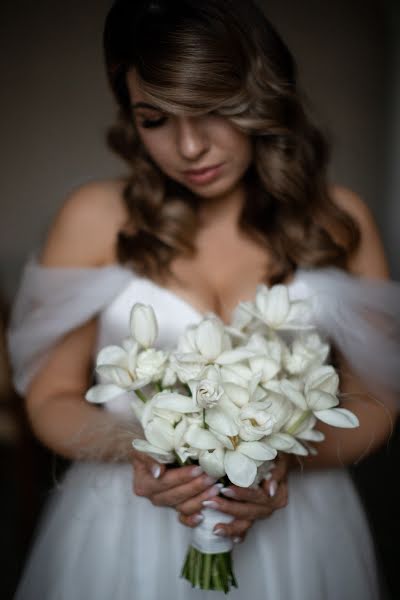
[191,508,234,554]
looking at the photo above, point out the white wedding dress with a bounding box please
[8,257,400,600]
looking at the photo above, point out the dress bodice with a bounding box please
[96,272,310,353]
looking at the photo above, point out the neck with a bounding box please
[197,183,246,230]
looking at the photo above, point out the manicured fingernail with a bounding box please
[151,465,161,479]
[190,466,204,477]
[233,537,242,544]
[268,480,278,497]
[206,484,223,498]
[213,527,226,536]
[203,475,218,486]
[192,514,204,525]
[202,500,219,509]
[220,487,236,498]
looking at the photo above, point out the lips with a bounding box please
[182,163,224,185]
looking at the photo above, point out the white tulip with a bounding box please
[85,340,151,404]
[220,364,253,386]
[199,448,226,478]
[241,284,312,330]
[130,303,158,348]
[224,441,277,487]
[283,333,329,375]
[280,365,359,430]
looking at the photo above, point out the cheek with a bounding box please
[137,131,175,169]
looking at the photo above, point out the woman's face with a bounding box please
[126,70,253,200]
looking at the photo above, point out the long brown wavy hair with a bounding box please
[103,0,359,284]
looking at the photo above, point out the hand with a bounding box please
[131,450,223,512]
[178,453,291,543]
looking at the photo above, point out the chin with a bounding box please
[187,177,243,200]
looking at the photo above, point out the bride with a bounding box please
[8,0,399,598]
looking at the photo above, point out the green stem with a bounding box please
[287,409,312,435]
[155,381,163,393]
[135,389,148,403]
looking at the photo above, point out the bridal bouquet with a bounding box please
[85,283,359,593]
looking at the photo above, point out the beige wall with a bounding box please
[1,0,397,303]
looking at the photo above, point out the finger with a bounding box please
[201,496,274,520]
[152,477,221,508]
[175,482,224,515]
[178,512,204,528]
[269,453,291,483]
[132,460,206,495]
[219,484,269,506]
[213,518,252,540]
[152,464,207,493]
[131,450,167,479]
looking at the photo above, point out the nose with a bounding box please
[176,116,209,161]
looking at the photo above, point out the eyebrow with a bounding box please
[131,102,163,111]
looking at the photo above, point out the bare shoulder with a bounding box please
[39,178,129,267]
[330,185,390,279]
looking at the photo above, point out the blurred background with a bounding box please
[0,0,399,598]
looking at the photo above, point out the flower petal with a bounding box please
[205,406,239,436]
[132,439,174,462]
[153,392,198,413]
[195,318,224,360]
[307,390,338,411]
[258,285,290,328]
[224,450,257,487]
[280,379,308,410]
[96,365,132,387]
[184,425,220,450]
[305,366,339,395]
[96,345,127,368]
[216,348,257,365]
[315,408,359,428]
[238,441,277,461]
[130,303,158,348]
[145,418,175,450]
[199,448,226,478]
[85,384,124,403]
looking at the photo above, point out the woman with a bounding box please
[8,0,399,598]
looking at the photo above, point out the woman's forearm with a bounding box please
[298,387,397,470]
[27,393,142,462]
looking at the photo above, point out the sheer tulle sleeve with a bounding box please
[298,267,400,400]
[7,256,133,395]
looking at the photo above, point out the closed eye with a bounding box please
[139,116,168,129]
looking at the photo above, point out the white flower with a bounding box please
[175,316,254,368]
[135,348,168,381]
[236,400,276,441]
[225,302,255,339]
[161,364,177,387]
[280,366,359,428]
[169,354,206,384]
[263,391,294,431]
[199,448,226,478]
[130,303,158,348]
[224,441,277,487]
[241,284,312,330]
[188,366,224,409]
[85,339,151,404]
[283,333,329,375]
[246,333,283,382]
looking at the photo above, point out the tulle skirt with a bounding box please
[15,462,382,600]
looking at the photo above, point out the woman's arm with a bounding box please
[25,181,140,461]
[300,186,397,469]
